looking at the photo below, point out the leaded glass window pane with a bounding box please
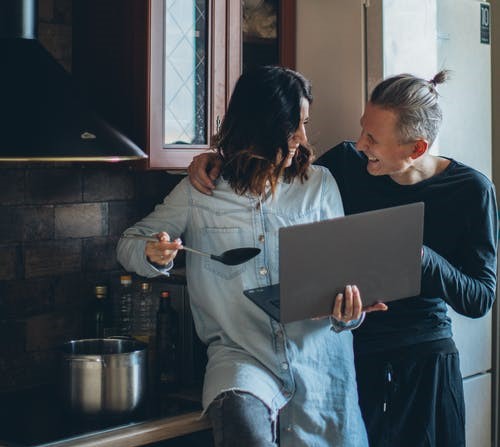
[164,0,207,145]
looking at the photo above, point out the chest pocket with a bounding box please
[201,227,247,280]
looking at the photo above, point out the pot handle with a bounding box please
[106,336,136,340]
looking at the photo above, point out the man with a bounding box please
[187,70,498,447]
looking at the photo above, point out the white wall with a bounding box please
[296,0,365,157]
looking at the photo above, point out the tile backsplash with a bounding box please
[0,164,184,391]
[0,0,184,391]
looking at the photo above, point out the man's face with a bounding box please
[356,102,416,180]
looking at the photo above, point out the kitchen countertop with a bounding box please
[0,385,210,447]
[28,412,211,447]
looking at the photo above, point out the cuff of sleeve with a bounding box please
[329,312,366,333]
[144,250,172,276]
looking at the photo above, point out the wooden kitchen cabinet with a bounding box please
[73,0,295,170]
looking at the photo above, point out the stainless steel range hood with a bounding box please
[0,0,147,162]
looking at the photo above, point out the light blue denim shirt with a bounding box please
[117,165,368,446]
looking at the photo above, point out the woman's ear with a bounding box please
[410,139,429,159]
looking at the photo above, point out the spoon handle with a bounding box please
[122,234,211,258]
[181,246,211,258]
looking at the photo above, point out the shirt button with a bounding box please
[259,267,268,275]
[258,234,265,243]
[283,390,291,398]
[281,362,289,371]
[286,425,293,432]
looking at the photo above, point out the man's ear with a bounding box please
[410,139,429,159]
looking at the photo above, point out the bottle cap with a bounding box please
[120,275,132,284]
[160,291,170,299]
[95,285,107,298]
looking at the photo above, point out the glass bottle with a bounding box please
[115,275,133,336]
[156,290,179,391]
[84,284,111,338]
[132,281,155,342]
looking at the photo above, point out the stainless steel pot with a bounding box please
[61,338,148,417]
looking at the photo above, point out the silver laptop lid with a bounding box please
[278,202,424,323]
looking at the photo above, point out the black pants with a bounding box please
[355,338,465,447]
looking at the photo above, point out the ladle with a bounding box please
[122,234,260,266]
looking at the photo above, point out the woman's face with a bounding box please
[280,98,309,168]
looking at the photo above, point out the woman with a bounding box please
[117,66,383,446]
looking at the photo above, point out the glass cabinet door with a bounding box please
[163,0,208,146]
[149,0,238,169]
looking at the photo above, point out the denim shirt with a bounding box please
[117,166,368,447]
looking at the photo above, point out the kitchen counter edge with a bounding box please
[3,411,211,447]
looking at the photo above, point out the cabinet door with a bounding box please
[148,0,241,169]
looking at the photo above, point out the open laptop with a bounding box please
[243,202,424,324]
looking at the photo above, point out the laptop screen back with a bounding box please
[278,202,424,323]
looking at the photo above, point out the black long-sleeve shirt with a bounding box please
[317,142,498,353]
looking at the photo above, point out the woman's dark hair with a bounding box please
[370,70,451,147]
[212,65,313,196]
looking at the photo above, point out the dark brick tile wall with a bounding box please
[22,206,55,240]
[108,200,143,236]
[0,170,25,205]
[0,164,183,391]
[1,206,55,243]
[0,245,23,280]
[1,278,53,318]
[24,239,82,278]
[55,203,108,238]
[26,168,82,204]
[83,168,135,202]
[25,311,82,352]
[82,237,122,272]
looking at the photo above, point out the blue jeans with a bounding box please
[207,390,278,447]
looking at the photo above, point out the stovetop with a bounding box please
[0,385,202,446]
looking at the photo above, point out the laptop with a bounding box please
[243,202,424,324]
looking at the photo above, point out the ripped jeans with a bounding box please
[207,390,278,447]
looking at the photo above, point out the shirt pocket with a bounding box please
[201,226,247,280]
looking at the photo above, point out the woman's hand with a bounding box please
[332,285,388,323]
[187,152,223,195]
[145,232,182,266]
